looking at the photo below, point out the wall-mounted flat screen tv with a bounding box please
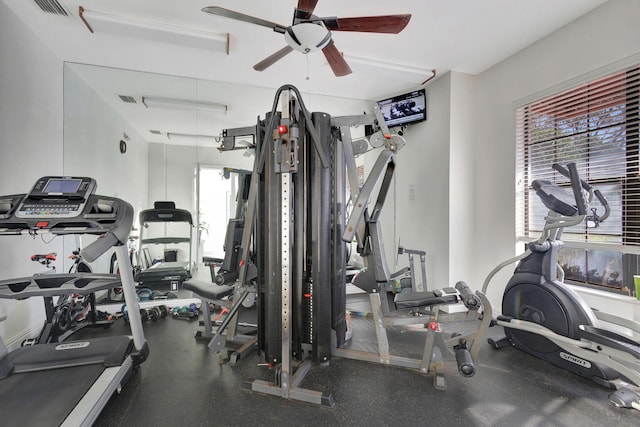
[376,89,427,128]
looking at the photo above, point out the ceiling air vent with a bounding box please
[33,0,70,16]
[149,130,162,135]
[118,95,137,104]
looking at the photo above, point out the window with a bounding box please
[516,65,640,296]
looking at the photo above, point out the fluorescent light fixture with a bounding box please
[79,6,229,54]
[167,133,217,145]
[344,55,436,85]
[142,97,227,114]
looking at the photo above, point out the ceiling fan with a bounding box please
[202,1,411,77]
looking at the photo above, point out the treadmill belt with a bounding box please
[0,363,104,427]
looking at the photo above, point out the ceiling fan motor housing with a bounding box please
[285,22,332,53]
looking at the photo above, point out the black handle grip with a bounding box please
[552,163,570,178]
[455,281,481,310]
[593,189,610,222]
[554,163,609,221]
[455,347,476,377]
[567,163,587,215]
[552,163,590,191]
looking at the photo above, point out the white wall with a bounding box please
[0,1,65,347]
[448,72,477,286]
[472,0,640,318]
[390,71,476,292]
[394,73,451,289]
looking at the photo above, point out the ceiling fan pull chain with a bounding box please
[306,54,310,80]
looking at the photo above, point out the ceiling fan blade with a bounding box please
[253,46,295,71]
[326,14,411,34]
[322,42,352,77]
[202,6,287,33]
[296,0,319,18]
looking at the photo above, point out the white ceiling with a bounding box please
[4,0,608,143]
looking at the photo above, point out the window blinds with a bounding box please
[516,66,640,246]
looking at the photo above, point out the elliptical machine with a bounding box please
[483,163,640,410]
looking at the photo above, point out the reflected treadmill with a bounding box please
[135,201,193,289]
[0,176,148,427]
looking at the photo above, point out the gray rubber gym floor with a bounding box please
[87,294,640,427]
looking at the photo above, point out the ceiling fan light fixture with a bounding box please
[285,23,331,53]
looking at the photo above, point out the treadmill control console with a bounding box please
[15,176,97,219]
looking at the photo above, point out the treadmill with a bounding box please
[0,176,149,427]
[135,201,193,290]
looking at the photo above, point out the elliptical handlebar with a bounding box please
[551,162,610,223]
[552,163,588,191]
[567,163,587,216]
[552,163,587,214]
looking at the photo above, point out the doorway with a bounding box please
[196,166,237,260]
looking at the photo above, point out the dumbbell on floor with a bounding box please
[122,304,168,323]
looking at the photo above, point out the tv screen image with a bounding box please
[377,89,427,128]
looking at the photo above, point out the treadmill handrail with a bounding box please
[139,208,193,224]
[0,273,121,300]
[140,237,192,245]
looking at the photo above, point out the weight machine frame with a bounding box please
[207,85,491,406]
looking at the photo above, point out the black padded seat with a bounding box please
[182,279,236,342]
[183,279,234,301]
[394,291,458,309]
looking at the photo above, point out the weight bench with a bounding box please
[182,279,257,364]
[182,279,234,340]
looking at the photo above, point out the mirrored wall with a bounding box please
[63,62,375,273]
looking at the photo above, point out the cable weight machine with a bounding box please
[251,87,335,404]
[207,85,491,406]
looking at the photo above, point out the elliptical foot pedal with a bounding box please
[488,336,512,349]
[609,387,640,409]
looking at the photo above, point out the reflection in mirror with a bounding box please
[63,62,375,275]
